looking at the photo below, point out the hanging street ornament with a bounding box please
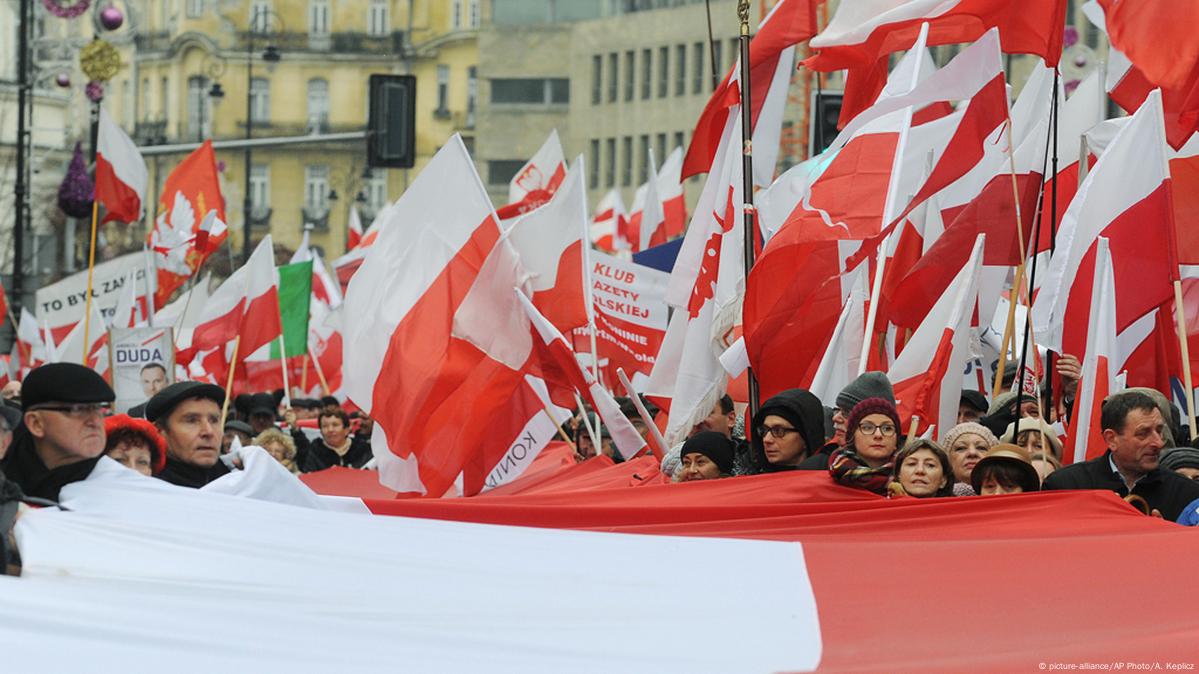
[85,80,105,102]
[99,4,124,31]
[40,0,91,19]
[55,72,71,88]
[80,38,121,82]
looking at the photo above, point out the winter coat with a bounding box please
[746,389,827,475]
[156,456,232,489]
[301,436,373,472]
[1042,451,1199,522]
[0,426,98,502]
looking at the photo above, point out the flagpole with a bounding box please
[617,367,669,459]
[572,390,600,453]
[737,0,761,420]
[81,199,101,362]
[307,345,331,396]
[704,0,720,91]
[278,334,292,406]
[1172,281,1198,437]
[141,244,157,326]
[218,335,241,431]
[300,353,310,394]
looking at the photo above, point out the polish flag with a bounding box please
[657,147,686,238]
[682,0,816,182]
[187,235,282,362]
[1033,90,1176,362]
[808,268,868,406]
[1067,238,1120,466]
[94,107,147,226]
[496,129,567,220]
[292,229,344,310]
[342,136,557,497]
[516,291,646,460]
[888,234,984,439]
[347,206,364,250]
[806,0,1065,127]
[51,300,111,376]
[505,158,590,333]
[15,308,45,377]
[590,189,627,252]
[627,163,667,253]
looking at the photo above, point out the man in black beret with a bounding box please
[247,392,278,435]
[0,363,115,501]
[147,381,230,488]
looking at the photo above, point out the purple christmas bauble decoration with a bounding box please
[57,142,94,218]
[216,160,227,172]
[1063,26,1079,49]
[99,5,124,30]
[55,72,71,88]
[85,80,104,102]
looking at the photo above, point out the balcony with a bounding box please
[234,31,407,57]
[134,120,169,145]
[302,206,330,232]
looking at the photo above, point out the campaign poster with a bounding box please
[109,327,176,413]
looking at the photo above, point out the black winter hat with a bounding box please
[751,389,827,459]
[146,381,226,423]
[960,389,989,414]
[835,371,895,412]
[680,431,735,474]
[21,363,115,411]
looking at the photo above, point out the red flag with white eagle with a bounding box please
[805,0,1065,128]
[504,158,589,334]
[94,107,147,225]
[342,136,560,497]
[887,234,984,438]
[147,140,228,308]
[1067,237,1120,466]
[496,129,567,220]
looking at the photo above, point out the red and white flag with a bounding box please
[682,0,816,183]
[628,158,667,253]
[95,107,147,225]
[590,189,627,252]
[51,300,110,375]
[809,268,868,406]
[496,129,567,220]
[516,291,646,460]
[1033,90,1176,361]
[1067,237,1120,466]
[887,234,985,439]
[656,147,686,238]
[347,206,364,250]
[806,0,1065,127]
[147,140,228,308]
[505,158,589,334]
[15,308,45,377]
[186,235,281,363]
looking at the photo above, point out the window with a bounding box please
[436,65,450,112]
[488,160,526,186]
[605,138,616,188]
[250,164,270,210]
[466,66,477,127]
[675,44,686,96]
[638,134,650,183]
[728,38,739,69]
[249,0,272,32]
[623,51,634,102]
[160,77,169,122]
[305,165,330,210]
[368,0,389,36]
[307,78,329,129]
[621,136,632,187]
[692,42,704,94]
[187,0,204,19]
[656,133,667,168]
[711,41,722,78]
[674,131,685,156]
[469,0,480,28]
[490,78,569,105]
[640,48,651,100]
[591,55,602,105]
[607,52,617,103]
[658,46,669,98]
[250,77,270,122]
[186,76,207,139]
[367,171,388,211]
[453,0,462,29]
[141,77,150,121]
[589,139,600,190]
[309,0,330,36]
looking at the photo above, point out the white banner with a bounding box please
[34,252,152,335]
[109,326,176,413]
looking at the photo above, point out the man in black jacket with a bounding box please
[147,381,231,488]
[1043,390,1199,522]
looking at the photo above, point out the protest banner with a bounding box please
[109,326,175,412]
[580,251,669,386]
[34,252,152,343]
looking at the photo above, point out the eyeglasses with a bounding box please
[756,425,799,439]
[856,422,897,437]
[31,403,110,419]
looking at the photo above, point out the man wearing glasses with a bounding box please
[0,363,115,501]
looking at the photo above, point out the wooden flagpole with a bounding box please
[1172,281,1198,437]
[218,335,242,431]
[300,353,310,394]
[307,345,331,397]
[617,367,669,459]
[81,199,101,362]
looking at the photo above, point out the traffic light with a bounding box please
[809,90,843,158]
[367,74,416,169]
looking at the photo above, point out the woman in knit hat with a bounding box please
[941,422,1000,496]
[103,414,167,477]
[1001,418,1062,460]
[746,389,827,474]
[1160,447,1199,482]
[828,397,903,495]
[888,439,954,498]
[677,431,735,482]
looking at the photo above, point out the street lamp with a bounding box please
[243,7,284,263]
[197,53,227,142]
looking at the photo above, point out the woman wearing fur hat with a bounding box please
[828,397,904,495]
[746,389,827,474]
[103,414,167,477]
[888,439,954,498]
[941,422,999,496]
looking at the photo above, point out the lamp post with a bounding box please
[198,53,227,142]
[243,8,283,263]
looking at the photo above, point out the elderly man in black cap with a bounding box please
[0,363,115,501]
[147,381,231,488]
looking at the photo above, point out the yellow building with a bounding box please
[106,0,482,264]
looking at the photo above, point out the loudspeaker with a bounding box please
[367,74,416,169]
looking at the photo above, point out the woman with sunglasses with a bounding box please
[828,397,904,495]
[745,389,827,474]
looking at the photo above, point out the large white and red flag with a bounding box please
[504,157,589,333]
[347,206,364,251]
[627,159,667,253]
[147,140,228,308]
[14,308,45,377]
[590,189,627,252]
[515,291,646,460]
[50,300,110,375]
[1067,238,1120,466]
[1033,90,1177,362]
[656,146,686,238]
[496,129,567,220]
[183,235,281,368]
[888,234,985,439]
[342,136,561,497]
[805,0,1065,127]
[94,107,147,226]
[808,268,868,406]
[682,0,816,182]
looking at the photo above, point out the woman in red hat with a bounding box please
[103,414,167,477]
[828,397,904,495]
